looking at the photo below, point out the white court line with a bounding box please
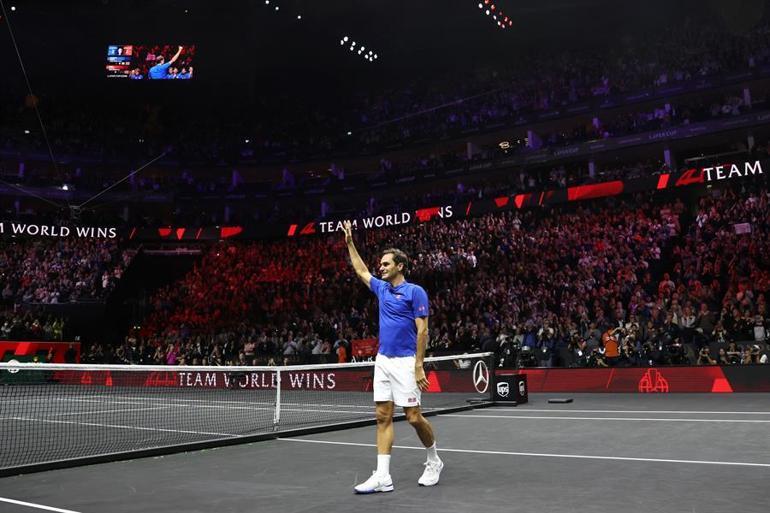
[8,417,240,438]
[442,414,770,424]
[47,407,171,417]
[478,409,770,415]
[56,396,374,410]
[0,497,82,513]
[279,437,770,468]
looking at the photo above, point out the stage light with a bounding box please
[274,5,279,11]
[343,36,349,42]
[374,54,378,59]
[360,46,365,51]
[493,15,497,20]
[350,46,355,51]
[11,6,16,11]
[340,39,345,45]
[351,41,356,46]
[508,20,513,26]
[265,0,270,3]
[297,15,302,20]
[23,129,29,134]
[244,138,250,144]
[485,10,490,15]
[478,3,483,7]
[491,4,496,11]
[347,131,352,136]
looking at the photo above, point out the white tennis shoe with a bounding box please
[418,459,444,486]
[354,472,394,494]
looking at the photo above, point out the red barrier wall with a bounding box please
[497,366,770,393]
[52,367,484,394]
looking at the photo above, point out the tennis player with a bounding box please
[342,220,443,494]
[148,45,183,79]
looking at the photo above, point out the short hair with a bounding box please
[381,248,408,273]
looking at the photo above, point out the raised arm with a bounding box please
[169,45,183,65]
[343,220,372,288]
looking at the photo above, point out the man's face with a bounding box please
[379,253,401,282]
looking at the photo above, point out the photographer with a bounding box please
[601,327,621,367]
[619,338,640,367]
[726,341,742,364]
[696,346,716,366]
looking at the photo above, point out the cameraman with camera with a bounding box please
[696,346,716,366]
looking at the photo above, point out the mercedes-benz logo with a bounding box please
[6,359,20,374]
[473,360,489,394]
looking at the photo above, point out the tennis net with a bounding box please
[0,352,493,475]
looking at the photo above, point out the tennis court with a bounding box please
[1,393,768,513]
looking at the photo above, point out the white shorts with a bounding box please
[373,353,421,407]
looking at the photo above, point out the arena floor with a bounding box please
[1,393,769,513]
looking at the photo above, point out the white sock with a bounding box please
[426,442,440,463]
[376,454,391,476]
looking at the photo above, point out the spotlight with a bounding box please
[350,46,355,51]
[274,5,279,10]
[351,41,356,46]
[478,3,483,8]
[23,129,29,134]
[11,6,16,11]
[340,39,345,45]
[297,15,302,20]
[493,15,497,20]
[485,10,489,15]
[360,46,365,52]
[265,0,269,3]
[343,36,349,42]
[244,138,250,144]
[374,54,378,59]
[346,131,352,136]
[491,4,496,10]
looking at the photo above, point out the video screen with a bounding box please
[106,44,196,80]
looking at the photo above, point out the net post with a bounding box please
[273,368,282,430]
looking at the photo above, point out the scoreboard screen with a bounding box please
[106,44,196,80]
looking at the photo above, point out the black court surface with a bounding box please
[1,393,768,513]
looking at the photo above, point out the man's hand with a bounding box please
[415,364,429,391]
[343,220,353,246]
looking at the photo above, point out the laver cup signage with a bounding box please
[494,373,528,404]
